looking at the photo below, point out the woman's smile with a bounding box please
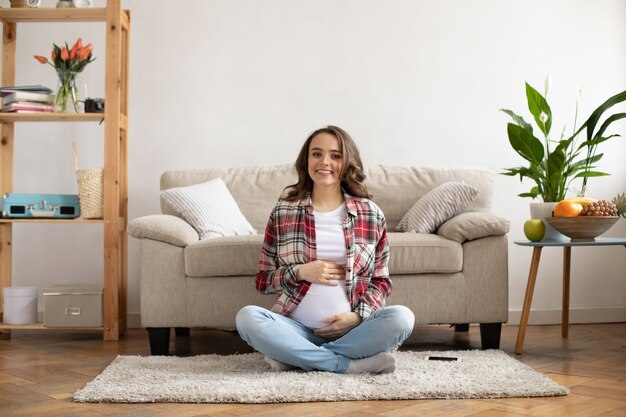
[315,168,334,176]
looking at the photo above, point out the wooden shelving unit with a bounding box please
[0,1,130,341]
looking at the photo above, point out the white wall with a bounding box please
[5,0,626,326]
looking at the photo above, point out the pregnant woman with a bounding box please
[236,125,414,374]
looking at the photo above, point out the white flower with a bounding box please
[544,73,552,97]
[560,124,567,139]
[577,86,583,101]
[539,111,549,123]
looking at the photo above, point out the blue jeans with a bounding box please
[236,305,415,373]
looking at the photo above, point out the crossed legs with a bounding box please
[236,305,415,374]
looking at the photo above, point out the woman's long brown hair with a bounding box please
[282,126,371,202]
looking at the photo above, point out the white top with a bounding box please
[289,204,351,329]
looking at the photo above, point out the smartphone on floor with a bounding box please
[425,356,460,362]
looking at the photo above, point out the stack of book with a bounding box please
[0,85,54,113]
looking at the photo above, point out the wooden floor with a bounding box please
[1,323,625,416]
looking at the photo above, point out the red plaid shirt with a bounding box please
[256,194,392,320]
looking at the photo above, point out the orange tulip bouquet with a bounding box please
[34,38,95,112]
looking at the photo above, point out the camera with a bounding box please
[85,98,105,113]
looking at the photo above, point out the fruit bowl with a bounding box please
[544,216,620,241]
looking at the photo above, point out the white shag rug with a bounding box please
[74,350,568,403]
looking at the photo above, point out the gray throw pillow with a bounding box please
[437,212,510,243]
[396,181,479,233]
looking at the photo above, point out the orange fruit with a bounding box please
[553,200,583,217]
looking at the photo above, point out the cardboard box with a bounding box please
[43,285,103,327]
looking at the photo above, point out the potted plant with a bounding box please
[501,77,626,239]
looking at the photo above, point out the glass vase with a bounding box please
[55,71,85,113]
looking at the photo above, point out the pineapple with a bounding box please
[580,192,625,217]
[581,199,618,216]
[613,192,626,218]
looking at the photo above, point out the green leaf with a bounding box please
[594,113,626,139]
[502,167,536,180]
[547,148,566,174]
[526,82,552,137]
[569,153,603,170]
[554,136,574,153]
[578,135,619,150]
[518,186,540,199]
[500,109,534,134]
[518,190,540,199]
[573,171,610,179]
[507,123,544,163]
[575,90,626,140]
[519,166,542,180]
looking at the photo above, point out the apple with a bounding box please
[524,219,545,242]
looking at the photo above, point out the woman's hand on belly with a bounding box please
[296,260,346,286]
[313,312,362,340]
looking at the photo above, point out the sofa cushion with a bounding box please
[395,181,478,233]
[161,178,257,240]
[185,233,462,277]
[186,235,265,277]
[437,212,510,243]
[387,233,463,274]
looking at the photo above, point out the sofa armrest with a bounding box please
[437,212,510,243]
[128,214,199,247]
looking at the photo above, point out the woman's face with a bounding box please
[307,132,344,190]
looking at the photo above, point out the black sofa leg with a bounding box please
[454,324,470,332]
[147,327,170,355]
[479,323,502,350]
[175,327,190,337]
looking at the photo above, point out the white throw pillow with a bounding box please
[160,178,256,240]
[396,181,479,233]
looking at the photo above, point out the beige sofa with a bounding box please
[128,165,509,355]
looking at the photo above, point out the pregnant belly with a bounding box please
[289,282,351,329]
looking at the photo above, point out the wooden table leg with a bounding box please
[515,246,543,354]
[562,246,571,338]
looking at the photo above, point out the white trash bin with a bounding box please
[2,286,38,325]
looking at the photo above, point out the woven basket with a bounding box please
[76,168,103,219]
[10,0,28,7]
[73,143,103,219]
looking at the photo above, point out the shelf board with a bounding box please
[0,217,103,223]
[0,113,104,123]
[0,7,108,23]
[0,322,103,331]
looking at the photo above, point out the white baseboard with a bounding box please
[507,306,626,325]
[127,308,626,329]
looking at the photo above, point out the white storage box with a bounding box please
[2,286,38,325]
[43,285,103,327]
